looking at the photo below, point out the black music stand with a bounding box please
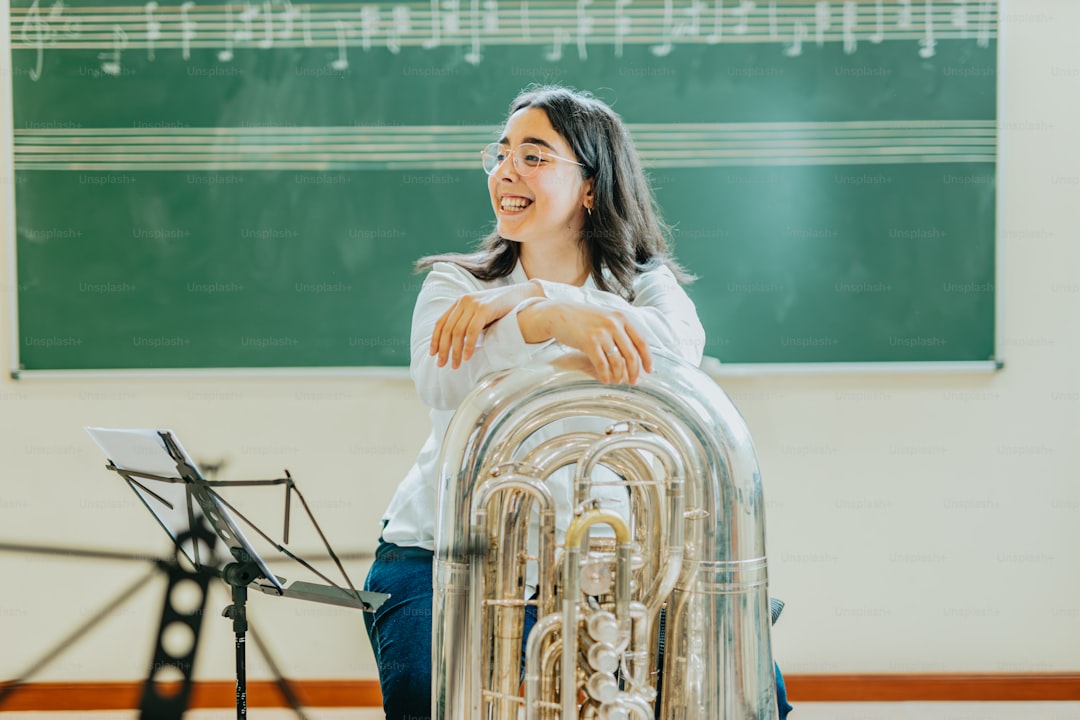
[85,427,388,720]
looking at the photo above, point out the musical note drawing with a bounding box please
[706,0,724,44]
[387,4,411,54]
[897,0,914,29]
[56,2,81,40]
[236,3,258,43]
[98,25,128,75]
[919,0,936,58]
[769,1,778,39]
[814,1,830,47]
[483,0,499,32]
[976,0,992,47]
[576,0,594,61]
[520,0,532,41]
[425,0,461,49]
[869,0,885,43]
[842,1,857,54]
[784,20,807,56]
[444,0,462,35]
[361,5,379,51]
[463,0,499,63]
[19,0,51,81]
[607,0,630,56]
[951,0,969,39]
[180,1,196,61]
[732,0,755,35]
[302,4,313,46]
[259,0,274,49]
[280,0,300,39]
[144,2,161,61]
[545,26,570,61]
[423,0,440,47]
[673,0,704,37]
[650,0,674,56]
[331,20,349,70]
[218,5,234,61]
[465,0,482,64]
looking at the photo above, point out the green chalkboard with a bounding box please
[9,0,998,371]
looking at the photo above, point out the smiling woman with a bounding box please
[413,86,702,385]
[486,105,597,287]
[359,85,790,720]
[423,86,694,298]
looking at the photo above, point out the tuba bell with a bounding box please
[433,351,778,719]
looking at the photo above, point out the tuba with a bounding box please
[433,351,777,719]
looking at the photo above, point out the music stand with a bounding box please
[85,427,388,719]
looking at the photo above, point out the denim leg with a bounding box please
[521,597,538,675]
[363,541,436,720]
[775,662,793,719]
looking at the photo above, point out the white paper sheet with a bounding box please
[85,427,281,590]
[84,427,386,608]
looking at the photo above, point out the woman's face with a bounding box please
[488,107,593,252]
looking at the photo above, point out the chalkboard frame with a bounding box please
[4,0,1001,376]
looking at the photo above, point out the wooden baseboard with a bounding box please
[0,680,382,712]
[2,674,1079,711]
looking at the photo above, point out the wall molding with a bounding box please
[2,674,1079,711]
[0,680,382,711]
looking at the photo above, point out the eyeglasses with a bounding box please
[481,142,585,177]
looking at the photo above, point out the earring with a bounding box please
[586,206,593,217]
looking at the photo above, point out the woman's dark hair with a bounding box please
[416,85,691,298]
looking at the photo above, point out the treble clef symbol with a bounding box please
[20,0,54,81]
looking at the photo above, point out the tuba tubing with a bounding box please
[433,350,778,719]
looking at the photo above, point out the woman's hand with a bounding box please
[430,282,543,369]
[520,300,653,385]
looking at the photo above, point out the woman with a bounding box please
[363,85,791,720]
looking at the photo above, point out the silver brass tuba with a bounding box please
[433,351,777,719]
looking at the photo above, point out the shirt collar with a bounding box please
[511,260,598,289]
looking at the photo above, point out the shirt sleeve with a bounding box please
[533,265,706,366]
[410,263,554,411]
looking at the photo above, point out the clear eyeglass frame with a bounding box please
[481,142,585,177]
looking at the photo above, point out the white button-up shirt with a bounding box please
[380,260,705,552]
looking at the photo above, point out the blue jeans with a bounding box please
[363,540,792,720]
[363,540,438,720]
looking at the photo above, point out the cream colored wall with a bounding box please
[1,0,1077,685]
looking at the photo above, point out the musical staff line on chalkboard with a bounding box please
[10,0,998,79]
[13,120,997,170]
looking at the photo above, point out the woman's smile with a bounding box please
[498,194,533,214]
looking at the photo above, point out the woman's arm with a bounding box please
[411,263,552,411]
[422,263,705,398]
[516,299,652,385]
[523,265,706,367]
[430,280,544,369]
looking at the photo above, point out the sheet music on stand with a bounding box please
[85,427,388,612]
